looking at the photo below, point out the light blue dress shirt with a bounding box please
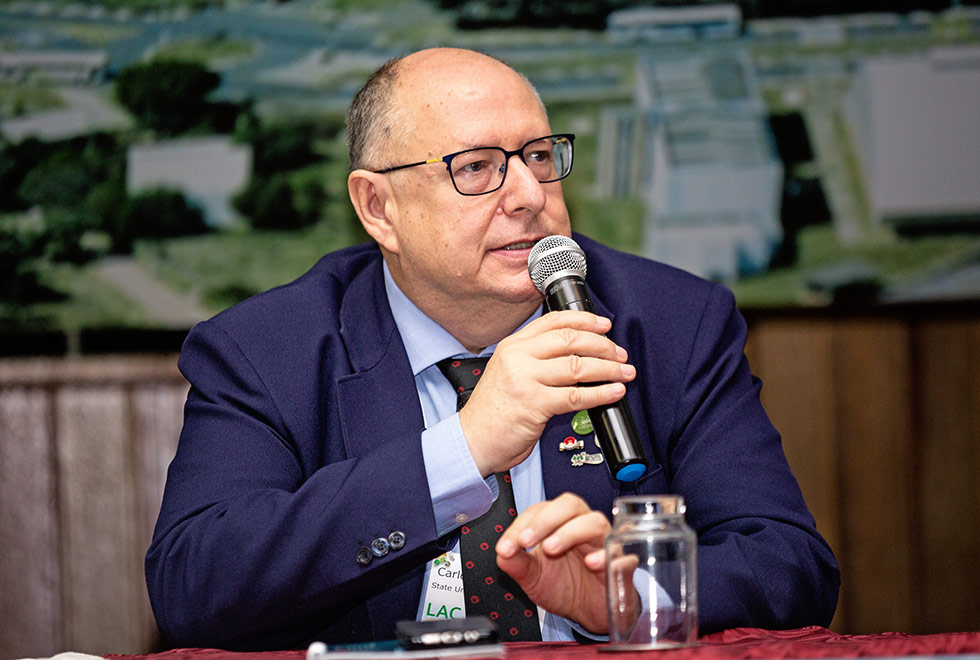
[382,263,585,641]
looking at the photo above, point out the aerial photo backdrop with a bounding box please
[2,0,979,349]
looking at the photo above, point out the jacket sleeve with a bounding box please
[145,319,448,650]
[663,284,840,632]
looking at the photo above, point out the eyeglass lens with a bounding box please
[449,136,572,195]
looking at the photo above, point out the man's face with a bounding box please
[381,54,572,314]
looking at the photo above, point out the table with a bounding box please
[104,626,980,660]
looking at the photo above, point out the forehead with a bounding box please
[395,56,550,152]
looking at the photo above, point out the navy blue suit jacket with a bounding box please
[146,234,839,650]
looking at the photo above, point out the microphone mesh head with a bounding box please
[527,235,587,292]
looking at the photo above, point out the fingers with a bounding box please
[541,355,635,388]
[516,310,613,339]
[494,311,636,399]
[514,312,627,364]
[497,493,610,563]
[557,381,629,414]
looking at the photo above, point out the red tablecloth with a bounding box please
[105,626,980,660]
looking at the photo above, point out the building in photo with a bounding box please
[127,136,252,227]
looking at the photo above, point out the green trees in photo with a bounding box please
[114,59,222,135]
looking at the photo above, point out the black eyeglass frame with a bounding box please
[371,133,575,196]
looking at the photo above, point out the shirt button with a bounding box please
[455,513,468,524]
[356,547,372,566]
[370,537,390,557]
[388,530,406,550]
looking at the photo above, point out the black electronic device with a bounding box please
[395,617,498,650]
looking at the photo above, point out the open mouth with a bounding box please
[501,241,535,251]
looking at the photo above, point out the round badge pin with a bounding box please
[571,410,593,435]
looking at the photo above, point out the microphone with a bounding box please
[527,235,649,483]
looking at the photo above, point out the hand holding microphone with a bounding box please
[527,235,649,482]
[457,310,634,479]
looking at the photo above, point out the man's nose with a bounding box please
[500,154,546,212]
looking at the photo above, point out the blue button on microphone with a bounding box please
[616,463,647,483]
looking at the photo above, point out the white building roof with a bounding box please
[0,87,131,142]
[127,136,252,226]
[636,48,765,114]
[849,47,980,221]
[0,50,107,83]
[608,4,741,30]
[664,113,775,166]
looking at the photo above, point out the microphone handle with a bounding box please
[543,276,649,482]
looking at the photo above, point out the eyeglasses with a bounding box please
[372,134,575,196]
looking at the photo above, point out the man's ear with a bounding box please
[348,170,399,253]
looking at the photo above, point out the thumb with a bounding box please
[495,537,538,585]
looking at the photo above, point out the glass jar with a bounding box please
[604,495,698,650]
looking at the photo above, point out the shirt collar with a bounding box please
[382,261,542,375]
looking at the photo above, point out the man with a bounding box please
[146,48,839,650]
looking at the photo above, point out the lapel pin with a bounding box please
[571,410,593,435]
[570,451,605,467]
[564,413,602,467]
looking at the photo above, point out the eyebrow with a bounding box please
[449,138,499,151]
[450,135,546,152]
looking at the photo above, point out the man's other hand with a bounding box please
[495,492,610,635]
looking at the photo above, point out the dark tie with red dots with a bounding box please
[436,357,543,641]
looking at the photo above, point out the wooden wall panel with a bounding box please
[132,383,188,652]
[0,356,185,659]
[0,387,61,658]
[56,385,144,654]
[831,320,916,634]
[747,314,980,635]
[911,318,980,633]
[134,384,186,544]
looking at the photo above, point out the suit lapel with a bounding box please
[336,259,425,460]
[335,257,428,638]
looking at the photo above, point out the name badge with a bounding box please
[419,551,465,620]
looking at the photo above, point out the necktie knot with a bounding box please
[436,357,489,411]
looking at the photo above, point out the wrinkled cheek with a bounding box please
[544,191,571,224]
[443,201,468,231]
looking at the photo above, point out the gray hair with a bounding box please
[346,55,408,172]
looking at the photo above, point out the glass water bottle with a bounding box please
[605,495,698,650]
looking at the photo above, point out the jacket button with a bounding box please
[356,547,372,566]
[388,530,406,550]
[370,536,390,557]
